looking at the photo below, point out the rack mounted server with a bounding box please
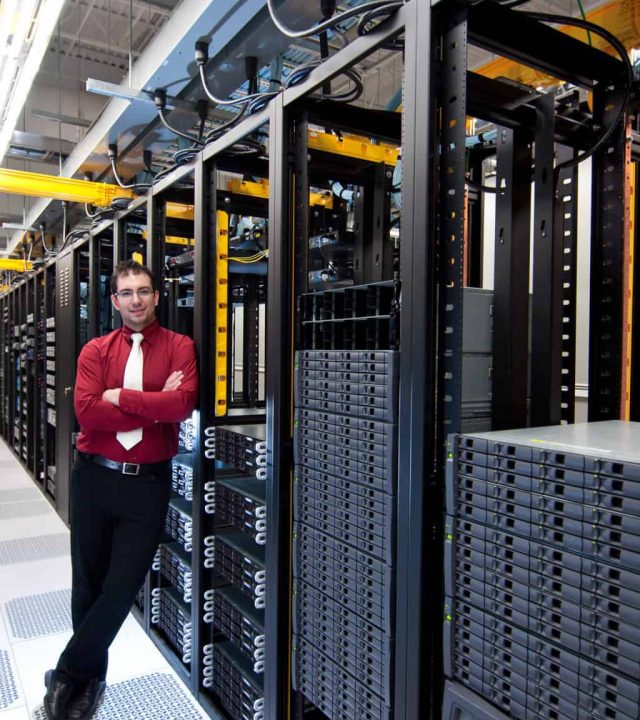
[292,347,399,720]
[445,421,640,720]
[204,421,267,720]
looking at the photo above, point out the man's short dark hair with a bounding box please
[111,260,156,294]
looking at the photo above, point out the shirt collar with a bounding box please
[122,319,160,344]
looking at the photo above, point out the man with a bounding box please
[44,260,198,720]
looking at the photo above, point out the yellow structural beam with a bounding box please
[141,230,193,246]
[165,236,193,246]
[166,202,195,220]
[0,169,134,206]
[226,178,269,198]
[0,259,33,271]
[308,130,399,165]
[0,130,394,217]
[215,211,229,416]
[226,178,333,208]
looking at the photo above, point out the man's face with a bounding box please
[111,271,159,331]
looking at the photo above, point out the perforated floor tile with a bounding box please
[0,535,69,566]
[0,649,19,709]
[32,673,205,720]
[0,502,49,521]
[0,488,40,503]
[5,590,71,640]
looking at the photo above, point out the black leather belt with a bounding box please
[81,453,169,477]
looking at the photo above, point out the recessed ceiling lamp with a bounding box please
[0,0,67,164]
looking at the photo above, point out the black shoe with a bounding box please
[66,678,106,720]
[43,669,75,720]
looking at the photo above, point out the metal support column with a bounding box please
[88,236,99,341]
[147,195,167,327]
[556,145,579,424]
[243,280,260,406]
[395,1,437,718]
[55,250,77,525]
[466,149,485,288]
[631,161,640,420]
[363,162,389,283]
[531,91,561,426]
[492,127,532,430]
[265,95,292,720]
[113,220,123,329]
[293,110,310,306]
[439,7,468,439]
[588,85,628,420]
[193,157,216,698]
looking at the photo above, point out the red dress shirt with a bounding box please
[74,320,198,463]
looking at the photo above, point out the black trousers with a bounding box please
[56,453,170,682]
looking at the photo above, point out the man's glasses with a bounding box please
[113,288,154,300]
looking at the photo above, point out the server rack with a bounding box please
[429,2,633,718]
[0,293,8,439]
[24,274,36,475]
[87,229,116,341]
[146,185,202,691]
[194,122,270,720]
[281,98,401,720]
[32,268,44,487]
[55,243,80,524]
[11,280,23,457]
[43,261,57,501]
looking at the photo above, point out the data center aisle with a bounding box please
[0,440,209,720]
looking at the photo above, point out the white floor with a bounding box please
[0,441,208,720]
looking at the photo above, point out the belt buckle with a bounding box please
[122,462,140,476]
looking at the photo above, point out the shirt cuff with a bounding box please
[119,388,143,415]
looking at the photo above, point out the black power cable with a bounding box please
[195,42,278,110]
[108,144,152,191]
[155,89,206,147]
[516,11,633,174]
[266,0,400,39]
[465,175,497,194]
[205,105,248,143]
[356,2,404,50]
[285,61,364,102]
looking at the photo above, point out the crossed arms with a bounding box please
[74,337,198,432]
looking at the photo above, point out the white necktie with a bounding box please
[116,332,144,449]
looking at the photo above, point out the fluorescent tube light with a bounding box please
[0,0,67,164]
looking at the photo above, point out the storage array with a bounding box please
[292,344,398,720]
[21,310,35,465]
[1,302,8,431]
[150,420,196,672]
[444,421,640,720]
[299,281,397,352]
[299,285,491,432]
[36,281,46,486]
[12,318,21,454]
[203,423,266,720]
[44,306,56,497]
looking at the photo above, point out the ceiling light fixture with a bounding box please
[2,222,36,231]
[0,0,67,164]
[85,78,192,111]
[30,109,92,128]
